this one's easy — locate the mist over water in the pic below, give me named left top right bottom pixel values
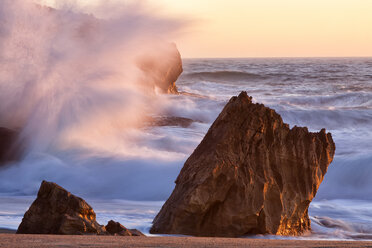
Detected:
left=0, top=0, right=192, bottom=199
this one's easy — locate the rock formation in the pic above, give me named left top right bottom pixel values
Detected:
left=151, top=91, right=335, bottom=237
left=105, top=220, right=145, bottom=236
left=36, top=5, right=183, bottom=95
left=0, top=127, right=22, bottom=166
left=105, top=220, right=132, bottom=236
left=128, top=228, right=146, bottom=237
left=17, top=181, right=106, bottom=235
left=136, top=43, right=183, bottom=94
left=145, top=116, right=194, bottom=128
left=17, top=181, right=146, bottom=236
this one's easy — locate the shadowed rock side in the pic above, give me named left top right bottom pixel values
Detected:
left=17, top=181, right=106, bottom=235
left=151, top=91, right=336, bottom=237
left=0, top=127, right=22, bottom=166
left=137, top=43, right=183, bottom=94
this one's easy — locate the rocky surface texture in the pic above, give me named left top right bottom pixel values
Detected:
left=105, top=220, right=144, bottom=236
left=17, top=181, right=106, bottom=235
left=151, top=91, right=336, bottom=237
left=0, top=127, right=21, bottom=166
left=137, top=43, right=183, bottom=94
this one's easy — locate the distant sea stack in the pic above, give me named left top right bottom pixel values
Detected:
left=151, top=91, right=336, bottom=237
left=36, top=5, right=183, bottom=95
left=136, top=43, right=183, bottom=94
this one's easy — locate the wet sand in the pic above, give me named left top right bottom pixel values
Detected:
left=1, top=234, right=372, bottom=248
left=0, top=229, right=16, bottom=234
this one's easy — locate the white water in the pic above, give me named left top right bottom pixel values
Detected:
left=0, top=1, right=372, bottom=240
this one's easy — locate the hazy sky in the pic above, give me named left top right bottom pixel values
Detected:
left=42, top=0, right=372, bottom=58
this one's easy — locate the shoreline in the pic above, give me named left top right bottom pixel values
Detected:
left=1, top=234, right=372, bottom=248
left=0, top=228, right=16, bottom=234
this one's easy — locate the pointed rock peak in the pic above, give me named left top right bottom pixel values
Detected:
left=238, top=91, right=252, bottom=102
left=230, top=91, right=253, bottom=104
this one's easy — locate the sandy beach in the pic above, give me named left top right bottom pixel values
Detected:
left=0, top=234, right=371, bottom=248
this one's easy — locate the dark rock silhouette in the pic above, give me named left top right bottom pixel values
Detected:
left=151, top=91, right=335, bottom=237
left=35, top=4, right=182, bottom=95
left=17, top=181, right=106, bottom=235
left=105, top=220, right=132, bottom=236
left=137, top=43, right=183, bottom=94
left=105, top=220, right=145, bottom=236
left=0, top=127, right=22, bottom=166
left=145, top=116, right=194, bottom=128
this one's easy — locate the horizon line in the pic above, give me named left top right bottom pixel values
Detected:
left=181, top=56, right=372, bottom=60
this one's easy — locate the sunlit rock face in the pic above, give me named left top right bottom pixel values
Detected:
left=0, top=127, right=21, bottom=166
left=17, top=181, right=106, bottom=235
left=151, top=91, right=336, bottom=237
left=136, top=43, right=183, bottom=94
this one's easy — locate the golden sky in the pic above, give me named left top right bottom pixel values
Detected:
left=153, top=0, right=372, bottom=58
left=41, top=0, right=372, bottom=58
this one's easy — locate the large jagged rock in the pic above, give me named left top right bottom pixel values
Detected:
left=0, top=127, right=22, bottom=166
left=17, top=181, right=106, bottom=235
left=151, top=91, right=336, bottom=237
left=136, top=43, right=183, bottom=94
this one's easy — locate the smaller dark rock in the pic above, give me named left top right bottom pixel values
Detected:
left=128, top=229, right=145, bottom=237
left=105, top=220, right=145, bottom=236
left=105, top=220, right=132, bottom=236
left=17, top=181, right=145, bottom=237
left=17, top=181, right=106, bottom=235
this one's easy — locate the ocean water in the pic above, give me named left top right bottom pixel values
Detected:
left=1, top=58, right=372, bottom=240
